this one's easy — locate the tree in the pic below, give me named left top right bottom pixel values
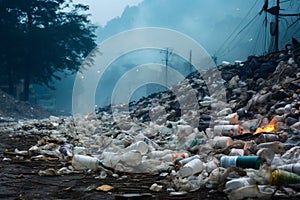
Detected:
left=0, top=0, right=97, bottom=101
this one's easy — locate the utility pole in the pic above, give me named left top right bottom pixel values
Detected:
left=162, top=48, right=172, bottom=87
left=189, top=49, right=192, bottom=74
left=275, top=0, right=280, bottom=52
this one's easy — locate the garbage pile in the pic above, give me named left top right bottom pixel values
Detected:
left=2, top=50, right=300, bottom=199
left=0, top=89, right=51, bottom=120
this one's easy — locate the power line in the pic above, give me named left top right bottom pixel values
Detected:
left=216, top=0, right=260, bottom=57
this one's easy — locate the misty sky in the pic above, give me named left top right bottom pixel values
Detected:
left=74, top=0, right=143, bottom=26
left=42, top=0, right=300, bottom=114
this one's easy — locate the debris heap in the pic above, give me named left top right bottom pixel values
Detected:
left=2, top=50, right=300, bottom=199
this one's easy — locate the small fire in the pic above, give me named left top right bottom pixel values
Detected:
left=254, top=123, right=277, bottom=134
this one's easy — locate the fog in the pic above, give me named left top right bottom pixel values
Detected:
left=35, top=0, right=300, bottom=115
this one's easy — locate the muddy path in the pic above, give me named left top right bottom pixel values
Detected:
left=0, top=133, right=225, bottom=200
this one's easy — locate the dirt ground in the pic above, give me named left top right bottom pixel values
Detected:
left=0, top=132, right=227, bottom=200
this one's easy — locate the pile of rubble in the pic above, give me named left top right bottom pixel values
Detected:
left=2, top=50, right=300, bottom=199
left=0, top=89, right=51, bottom=121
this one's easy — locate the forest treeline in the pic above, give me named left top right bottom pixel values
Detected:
left=0, top=0, right=97, bottom=101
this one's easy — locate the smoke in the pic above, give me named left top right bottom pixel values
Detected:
left=46, top=0, right=300, bottom=113
left=98, top=0, right=262, bottom=62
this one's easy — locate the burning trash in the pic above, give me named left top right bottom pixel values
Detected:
left=254, top=117, right=280, bottom=134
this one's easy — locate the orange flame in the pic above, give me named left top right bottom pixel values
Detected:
left=254, top=121, right=277, bottom=134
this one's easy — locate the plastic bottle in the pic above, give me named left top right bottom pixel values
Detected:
left=135, top=133, right=160, bottom=150
left=224, top=177, right=255, bottom=193
left=147, top=149, right=173, bottom=159
left=257, top=141, right=286, bottom=154
left=73, top=146, right=88, bottom=155
left=229, top=148, right=244, bottom=156
left=187, top=138, right=206, bottom=151
left=255, top=134, right=279, bottom=144
left=102, top=150, right=142, bottom=168
left=125, top=141, right=149, bottom=155
left=224, top=113, right=239, bottom=125
left=72, top=154, right=100, bottom=170
left=213, top=125, right=241, bottom=136
left=278, top=163, right=300, bottom=175
left=102, top=152, right=121, bottom=168
left=178, top=158, right=204, bottom=177
left=161, top=152, right=189, bottom=162
left=121, top=150, right=142, bottom=166
left=213, top=136, right=233, bottom=149
left=221, top=156, right=262, bottom=169
left=176, top=155, right=201, bottom=167
left=270, top=169, right=300, bottom=185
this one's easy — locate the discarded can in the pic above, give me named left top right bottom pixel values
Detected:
left=221, top=156, right=262, bottom=169
left=270, top=169, right=300, bottom=185
left=278, top=163, right=300, bottom=175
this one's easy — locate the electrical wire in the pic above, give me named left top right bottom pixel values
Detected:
left=216, top=0, right=260, bottom=57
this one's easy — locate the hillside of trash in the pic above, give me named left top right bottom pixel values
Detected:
left=0, top=89, right=51, bottom=121
left=1, top=48, right=300, bottom=200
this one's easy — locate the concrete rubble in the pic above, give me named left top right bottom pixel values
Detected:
left=1, top=49, right=300, bottom=199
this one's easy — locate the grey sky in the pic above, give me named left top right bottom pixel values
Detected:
left=74, top=0, right=143, bottom=26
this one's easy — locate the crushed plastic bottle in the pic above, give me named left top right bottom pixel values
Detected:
left=178, top=158, right=204, bottom=177
left=212, top=136, right=233, bottom=149
left=161, top=152, right=189, bottom=162
left=224, top=177, right=255, bottom=193
left=72, top=154, right=100, bottom=170
left=102, top=150, right=142, bottom=168
left=125, top=141, right=149, bottom=155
